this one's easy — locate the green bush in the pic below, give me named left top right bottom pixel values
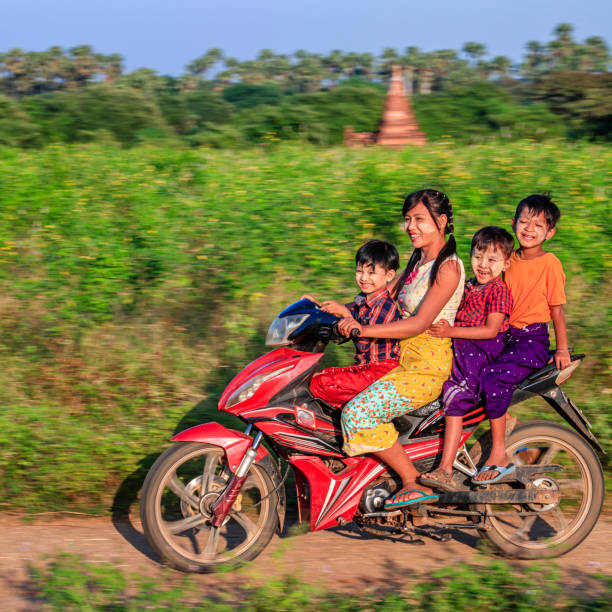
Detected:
left=529, top=72, right=612, bottom=141
left=237, top=84, right=384, bottom=145
left=0, top=94, right=42, bottom=147
left=157, top=89, right=234, bottom=136
left=222, top=82, right=284, bottom=108
left=413, top=82, right=566, bottom=142
left=21, top=85, right=167, bottom=145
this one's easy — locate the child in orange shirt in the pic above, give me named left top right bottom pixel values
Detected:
left=473, top=194, right=571, bottom=483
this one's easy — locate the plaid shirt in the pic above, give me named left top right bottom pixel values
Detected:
left=454, top=277, right=513, bottom=332
left=347, top=286, right=401, bottom=365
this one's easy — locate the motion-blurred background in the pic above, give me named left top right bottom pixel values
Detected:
left=0, top=1, right=609, bottom=523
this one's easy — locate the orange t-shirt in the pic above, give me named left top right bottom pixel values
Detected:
left=504, top=251, right=566, bottom=328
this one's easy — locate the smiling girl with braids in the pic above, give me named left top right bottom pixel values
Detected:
left=338, top=189, right=464, bottom=508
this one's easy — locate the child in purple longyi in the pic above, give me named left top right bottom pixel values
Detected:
left=420, top=226, right=514, bottom=491
left=472, top=194, right=570, bottom=483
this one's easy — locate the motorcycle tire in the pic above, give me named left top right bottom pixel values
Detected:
left=140, top=442, right=279, bottom=572
left=474, top=421, right=604, bottom=559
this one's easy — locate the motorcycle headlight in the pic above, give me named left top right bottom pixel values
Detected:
left=265, top=314, right=309, bottom=346
left=226, top=365, right=293, bottom=408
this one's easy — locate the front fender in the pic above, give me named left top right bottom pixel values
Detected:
left=172, top=422, right=268, bottom=471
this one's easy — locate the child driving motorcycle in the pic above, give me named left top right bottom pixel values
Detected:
left=306, top=240, right=401, bottom=408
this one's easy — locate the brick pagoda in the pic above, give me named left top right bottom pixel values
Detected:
left=376, top=65, right=426, bottom=147
left=344, top=65, right=426, bottom=148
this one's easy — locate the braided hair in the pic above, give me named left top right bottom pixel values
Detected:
left=393, top=189, right=457, bottom=296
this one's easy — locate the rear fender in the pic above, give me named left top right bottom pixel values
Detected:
left=540, top=388, right=605, bottom=454
left=172, top=422, right=269, bottom=471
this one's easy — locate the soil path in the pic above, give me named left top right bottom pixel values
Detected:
left=2, top=513, right=611, bottom=609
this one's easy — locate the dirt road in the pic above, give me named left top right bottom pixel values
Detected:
left=2, top=512, right=611, bottom=609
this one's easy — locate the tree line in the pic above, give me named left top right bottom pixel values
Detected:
left=0, top=23, right=610, bottom=147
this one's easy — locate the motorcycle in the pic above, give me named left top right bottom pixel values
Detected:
left=140, top=298, right=605, bottom=572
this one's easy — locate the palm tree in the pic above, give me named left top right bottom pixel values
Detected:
left=119, top=68, right=165, bottom=93
left=177, top=74, right=203, bottom=92
left=270, top=54, right=291, bottom=86
left=400, top=47, right=424, bottom=93
left=66, top=45, right=99, bottom=87
left=521, top=40, right=547, bottom=78
left=342, top=51, right=363, bottom=79
left=99, top=53, right=124, bottom=83
left=322, top=49, right=344, bottom=84
left=41, top=46, right=67, bottom=91
left=356, top=52, right=374, bottom=81
left=378, top=47, right=399, bottom=83
left=257, top=49, right=281, bottom=81
left=548, top=23, right=576, bottom=70
left=426, top=49, right=464, bottom=88
left=186, top=48, right=223, bottom=79
left=1, top=48, right=27, bottom=96
left=462, top=42, right=486, bottom=64
left=582, top=36, right=610, bottom=72
left=218, top=57, right=242, bottom=84
left=553, top=23, right=574, bottom=44
left=291, top=50, right=324, bottom=92
left=490, top=55, right=512, bottom=79
left=475, top=59, right=492, bottom=80
left=239, top=59, right=266, bottom=84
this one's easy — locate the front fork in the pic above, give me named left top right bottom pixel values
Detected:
left=210, top=426, right=262, bottom=527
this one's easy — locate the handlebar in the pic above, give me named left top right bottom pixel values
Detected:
left=329, top=321, right=361, bottom=344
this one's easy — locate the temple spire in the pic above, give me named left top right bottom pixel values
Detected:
left=376, top=66, right=426, bottom=147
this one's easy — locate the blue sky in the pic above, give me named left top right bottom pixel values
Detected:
left=3, top=0, right=610, bottom=75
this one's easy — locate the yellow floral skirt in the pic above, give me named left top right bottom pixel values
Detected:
left=341, top=332, right=453, bottom=456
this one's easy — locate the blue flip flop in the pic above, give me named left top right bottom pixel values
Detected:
left=472, top=463, right=516, bottom=484
left=472, top=464, right=493, bottom=483
left=485, top=463, right=516, bottom=484
left=384, top=489, right=439, bottom=509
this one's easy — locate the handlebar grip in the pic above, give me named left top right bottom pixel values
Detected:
left=350, top=328, right=361, bottom=340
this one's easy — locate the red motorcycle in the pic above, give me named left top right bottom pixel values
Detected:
left=140, top=298, right=604, bottom=571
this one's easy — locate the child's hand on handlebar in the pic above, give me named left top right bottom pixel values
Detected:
left=300, top=294, right=321, bottom=306
left=338, top=317, right=363, bottom=337
left=320, top=300, right=351, bottom=318
left=428, top=319, right=452, bottom=338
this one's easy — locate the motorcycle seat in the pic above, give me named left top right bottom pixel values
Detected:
left=392, top=398, right=442, bottom=433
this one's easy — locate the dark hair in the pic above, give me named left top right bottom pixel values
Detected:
left=514, top=193, right=561, bottom=229
left=355, top=240, right=399, bottom=271
left=394, top=189, right=457, bottom=294
left=471, top=226, right=515, bottom=259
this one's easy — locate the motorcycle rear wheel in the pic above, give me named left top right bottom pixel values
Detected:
left=475, top=421, right=604, bottom=559
left=140, top=442, right=279, bottom=572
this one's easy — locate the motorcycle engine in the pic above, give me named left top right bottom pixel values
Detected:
left=360, top=479, right=393, bottom=513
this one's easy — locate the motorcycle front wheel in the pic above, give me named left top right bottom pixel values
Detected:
left=476, top=421, right=604, bottom=559
left=140, top=442, right=279, bottom=572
